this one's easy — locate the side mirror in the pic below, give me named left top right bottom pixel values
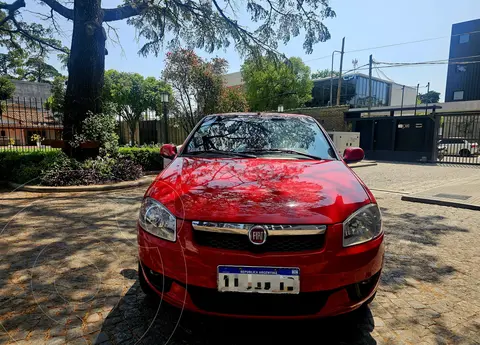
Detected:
left=343, top=147, right=364, bottom=164
left=160, top=144, right=177, bottom=160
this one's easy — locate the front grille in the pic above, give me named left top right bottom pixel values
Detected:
left=193, top=231, right=325, bottom=253
left=187, top=285, right=332, bottom=316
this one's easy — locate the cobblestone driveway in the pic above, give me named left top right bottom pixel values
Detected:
left=0, top=163, right=479, bottom=345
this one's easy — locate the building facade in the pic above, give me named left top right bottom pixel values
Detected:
left=308, top=73, right=417, bottom=108
left=445, top=19, right=480, bottom=102
left=223, top=71, right=417, bottom=109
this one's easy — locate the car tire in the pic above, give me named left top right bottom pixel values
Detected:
left=459, top=149, right=470, bottom=157
left=138, top=262, right=157, bottom=298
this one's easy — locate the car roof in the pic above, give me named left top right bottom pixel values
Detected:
left=209, top=112, right=312, bottom=119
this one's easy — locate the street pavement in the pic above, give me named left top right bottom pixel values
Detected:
left=0, top=162, right=479, bottom=345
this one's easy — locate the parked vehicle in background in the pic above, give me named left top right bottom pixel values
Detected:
left=438, top=138, right=479, bottom=157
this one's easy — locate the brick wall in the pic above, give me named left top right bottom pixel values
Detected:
left=287, top=106, right=351, bottom=131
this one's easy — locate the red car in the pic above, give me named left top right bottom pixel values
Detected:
left=137, top=113, right=384, bottom=319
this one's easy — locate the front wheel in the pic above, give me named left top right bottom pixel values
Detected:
left=459, top=149, right=470, bottom=157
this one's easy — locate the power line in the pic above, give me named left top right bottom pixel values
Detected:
left=305, top=30, right=480, bottom=64
left=375, top=54, right=480, bottom=66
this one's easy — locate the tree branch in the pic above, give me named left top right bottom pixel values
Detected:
left=211, top=0, right=280, bottom=55
left=0, top=0, right=25, bottom=12
left=0, top=0, right=25, bottom=27
left=103, top=1, right=150, bottom=22
left=40, top=0, right=73, bottom=20
left=0, top=18, right=69, bottom=53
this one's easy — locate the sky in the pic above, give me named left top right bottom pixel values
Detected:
left=22, top=0, right=480, bottom=102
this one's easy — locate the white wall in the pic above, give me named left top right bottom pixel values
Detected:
left=223, top=72, right=244, bottom=87
left=390, top=84, right=417, bottom=107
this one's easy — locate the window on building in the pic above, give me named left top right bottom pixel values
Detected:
left=0, top=130, right=5, bottom=137
left=459, top=34, right=469, bottom=44
left=456, top=65, right=467, bottom=72
left=453, top=90, right=464, bottom=101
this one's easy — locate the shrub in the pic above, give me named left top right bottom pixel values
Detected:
left=70, top=112, right=119, bottom=154
left=112, top=158, right=143, bottom=181
left=0, top=150, right=144, bottom=186
left=118, top=146, right=163, bottom=171
left=0, top=150, right=63, bottom=182
left=40, top=155, right=143, bottom=186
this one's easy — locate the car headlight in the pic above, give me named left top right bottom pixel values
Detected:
left=343, top=204, right=382, bottom=247
left=138, top=197, right=176, bottom=242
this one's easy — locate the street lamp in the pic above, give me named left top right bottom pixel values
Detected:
left=277, top=104, right=284, bottom=113
left=160, top=92, right=169, bottom=143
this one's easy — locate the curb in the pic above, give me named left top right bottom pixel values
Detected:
left=348, top=162, right=378, bottom=169
left=401, top=195, right=480, bottom=211
left=8, top=175, right=155, bottom=193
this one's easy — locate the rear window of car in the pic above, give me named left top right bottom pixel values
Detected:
left=440, top=139, right=464, bottom=144
left=183, top=115, right=337, bottom=159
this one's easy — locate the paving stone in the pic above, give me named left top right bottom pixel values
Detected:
left=46, top=337, right=67, bottom=345
left=86, top=313, right=102, bottom=323
left=94, top=332, right=110, bottom=344
left=1, top=164, right=480, bottom=345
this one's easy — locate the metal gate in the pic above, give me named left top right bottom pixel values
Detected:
left=350, top=115, right=436, bottom=162
left=435, top=112, right=480, bottom=165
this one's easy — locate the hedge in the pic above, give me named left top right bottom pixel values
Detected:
left=0, top=150, right=62, bottom=183
left=0, top=147, right=163, bottom=185
left=118, top=147, right=163, bottom=172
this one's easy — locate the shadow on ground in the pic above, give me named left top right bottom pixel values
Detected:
left=95, top=277, right=376, bottom=345
left=1, top=188, right=478, bottom=344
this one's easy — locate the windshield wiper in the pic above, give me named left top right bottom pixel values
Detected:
left=183, top=150, right=257, bottom=158
left=240, top=149, right=322, bottom=160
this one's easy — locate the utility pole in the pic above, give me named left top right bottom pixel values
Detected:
left=400, top=85, right=405, bottom=116
left=425, top=82, right=430, bottom=115
left=414, top=83, right=419, bottom=116
left=329, top=50, right=341, bottom=106
left=368, top=54, right=373, bottom=115
left=336, top=37, right=346, bottom=106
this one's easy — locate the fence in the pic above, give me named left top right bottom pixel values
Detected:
left=117, top=110, right=188, bottom=146
left=435, top=112, right=480, bottom=165
left=0, top=98, right=188, bottom=151
left=0, top=98, right=62, bottom=151
left=349, top=115, right=436, bottom=162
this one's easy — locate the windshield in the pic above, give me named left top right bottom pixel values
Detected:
left=183, top=115, right=337, bottom=159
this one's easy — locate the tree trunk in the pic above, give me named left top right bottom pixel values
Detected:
left=129, top=121, right=137, bottom=145
left=63, top=0, right=106, bottom=158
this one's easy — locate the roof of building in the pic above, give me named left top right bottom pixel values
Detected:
left=313, top=72, right=416, bottom=90
left=0, top=103, right=61, bottom=128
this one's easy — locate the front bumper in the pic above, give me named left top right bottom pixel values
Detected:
left=138, top=222, right=384, bottom=319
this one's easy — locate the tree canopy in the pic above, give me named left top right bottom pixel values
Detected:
left=418, top=90, right=440, bottom=104
left=0, top=75, right=15, bottom=100
left=241, top=56, right=313, bottom=111
left=45, top=75, right=67, bottom=119
left=163, top=48, right=248, bottom=132
left=217, top=86, right=249, bottom=114
left=1, top=0, right=336, bottom=157
left=311, top=68, right=339, bottom=79
left=103, top=70, right=171, bottom=144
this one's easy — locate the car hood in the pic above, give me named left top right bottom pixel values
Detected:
left=147, top=157, right=371, bottom=224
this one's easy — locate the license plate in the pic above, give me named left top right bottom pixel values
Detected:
left=217, top=266, right=300, bottom=294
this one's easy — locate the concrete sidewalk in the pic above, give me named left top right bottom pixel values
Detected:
left=348, top=160, right=377, bottom=169
left=402, top=177, right=480, bottom=210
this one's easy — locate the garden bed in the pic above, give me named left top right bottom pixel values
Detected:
left=8, top=175, right=155, bottom=192
left=0, top=147, right=163, bottom=187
